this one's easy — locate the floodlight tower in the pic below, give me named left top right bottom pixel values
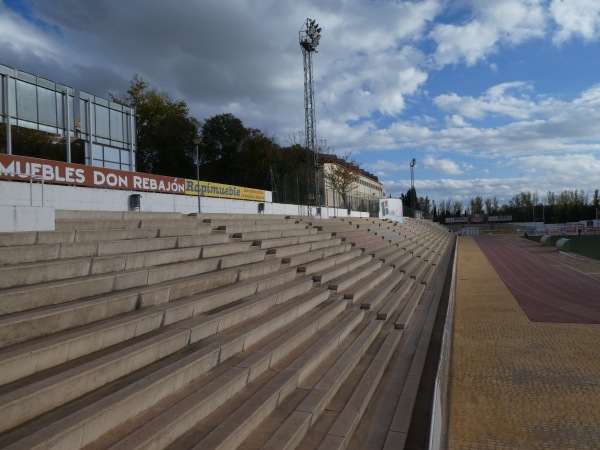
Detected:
left=410, top=158, right=416, bottom=216
left=299, top=18, right=322, bottom=213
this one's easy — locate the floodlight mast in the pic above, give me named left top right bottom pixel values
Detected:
left=300, top=18, right=321, bottom=214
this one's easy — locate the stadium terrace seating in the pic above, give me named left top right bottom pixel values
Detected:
left=0, top=211, right=454, bottom=450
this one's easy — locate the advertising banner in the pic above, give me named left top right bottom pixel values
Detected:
left=1, top=154, right=270, bottom=201
left=487, top=215, right=513, bottom=222
left=445, top=217, right=468, bottom=223
left=379, top=198, right=403, bottom=223
left=0, top=154, right=184, bottom=193
left=184, top=179, right=267, bottom=202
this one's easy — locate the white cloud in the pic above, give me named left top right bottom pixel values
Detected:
left=551, top=0, right=600, bottom=44
left=434, top=82, right=541, bottom=120
left=0, top=3, right=63, bottom=61
left=445, top=114, right=469, bottom=127
left=423, top=156, right=463, bottom=175
left=429, top=0, right=547, bottom=67
left=509, top=153, right=600, bottom=185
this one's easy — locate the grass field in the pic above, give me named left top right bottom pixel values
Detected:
left=526, top=235, right=600, bottom=261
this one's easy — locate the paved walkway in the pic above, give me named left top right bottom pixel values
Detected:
left=448, top=236, right=600, bottom=450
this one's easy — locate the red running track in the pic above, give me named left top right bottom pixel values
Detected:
left=473, top=235, right=600, bottom=324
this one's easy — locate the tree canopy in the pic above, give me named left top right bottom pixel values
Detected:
left=110, top=75, right=199, bottom=177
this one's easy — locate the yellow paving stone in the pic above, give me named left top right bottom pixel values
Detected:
left=448, top=237, right=600, bottom=450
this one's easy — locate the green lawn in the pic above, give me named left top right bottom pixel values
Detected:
left=526, top=235, right=600, bottom=261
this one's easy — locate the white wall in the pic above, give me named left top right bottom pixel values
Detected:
left=0, top=180, right=369, bottom=230
left=0, top=205, right=55, bottom=232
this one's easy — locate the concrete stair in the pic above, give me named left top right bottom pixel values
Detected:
left=0, top=211, right=455, bottom=450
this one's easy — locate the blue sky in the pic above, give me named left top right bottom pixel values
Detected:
left=2, top=0, right=600, bottom=208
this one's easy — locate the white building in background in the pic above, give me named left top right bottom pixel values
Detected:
left=320, top=155, right=385, bottom=216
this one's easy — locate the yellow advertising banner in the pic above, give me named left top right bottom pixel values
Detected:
left=185, top=179, right=266, bottom=201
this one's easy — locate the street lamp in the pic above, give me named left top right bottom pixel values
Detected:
left=193, top=137, right=202, bottom=213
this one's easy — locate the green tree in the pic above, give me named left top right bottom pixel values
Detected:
left=111, top=75, right=199, bottom=177
left=199, top=113, right=250, bottom=184
left=452, top=200, right=463, bottom=217
left=470, top=196, right=484, bottom=215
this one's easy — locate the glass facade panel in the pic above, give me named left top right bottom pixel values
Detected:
left=110, top=109, right=123, bottom=142
left=92, top=143, right=104, bottom=159
left=37, top=86, right=57, bottom=127
left=104, top=160, right=121, bottom=169
left=16, top=80, right=37, bottom=121
left=8, top=78, right=16, bottom=119
left=0, top=76, right=4, bottom=117
left=104, top=145, right=120, bottom=163
left=56, top=92, right=65, bottom=129
left=94, top=104, right=110, bottom=138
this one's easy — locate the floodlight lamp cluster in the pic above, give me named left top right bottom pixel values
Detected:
left=300, top=18, right=322, bottom=52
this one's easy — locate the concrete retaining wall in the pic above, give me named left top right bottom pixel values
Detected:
left=429, top=235, right=458, bottom=450
left=0, top=206, right=55, bottom=232
left=0, top=181, right=368, bottom=231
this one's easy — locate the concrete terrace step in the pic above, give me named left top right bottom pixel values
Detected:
left=356, top=236, right=390, bottom=251
left=200, top=215, right=298, bottom=224
left=375, top=229, right=405, bottom=242
left=342, top=264, right=395, bottom=304
left=2, top=292, right=347, bottom=449
left=0, top=254, right=279, bottom=347
left=370, top=242, right=402, bottom=261
left=157, top=265, right=294, bottom=326
left=360, top=271, right=406, bottom=311
left=297, top=248, right=363, bottom=276
left=55, top=216, right=201, bottom=231
left=256, top=235, right=305, bottom=249
left=99, top=290, right=343, bottom=450
left=394, top=283, right=427, bottom=329
left=285, top=243, right=352, bottom=267
left=0, top=272, right=318, bottom=433
left=187, top=307, right=366, bottom=450
left=377, top=278, right=416, bottom=321
left=0, top=234, right=264, bottom=297
left=0, top=232, right=225, bottom=266
left=328, top=257, right=384, bottom=292
left=0, top=268, right=303, bottom=385
left=234, top=227, right=330, bottom=244
left=0, top=254, right=237, bottom=318
left=0, top=211, right=455, bottom=450
left=384, top=283, right=441, bottom=449
left=317, top=326, right=405, bottom=449
left=74, top=225, right=212, bottom=243
left=387, top=250, right=415, bottom=270
left=0, top=243, right=219, bottom=290
left=0, top=309, right=164, bottom=386
left=213, top=222, right=311, bottom=234
left=55, top=210, right=187, bottom=221
left=261, top=319, right=382, bottom=450
left=313, top=253, right=374, bottom=284
left=270, top=238, right=342, bottom=260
